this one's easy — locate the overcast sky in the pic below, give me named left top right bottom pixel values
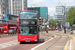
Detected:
left=28, top=0, right=75, bottom=16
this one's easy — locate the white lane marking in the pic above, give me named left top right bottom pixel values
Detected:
left=31, top=38, right=53, bottom=50
left=70, top=39, right=72, bottom=50
left=0, top=40, right=19, bottom=49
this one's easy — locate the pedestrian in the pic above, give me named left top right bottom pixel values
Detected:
left=46, top=28, right=48, bottom=33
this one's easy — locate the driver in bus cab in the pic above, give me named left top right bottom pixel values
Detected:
left=29, top=27, right=35, bottom=34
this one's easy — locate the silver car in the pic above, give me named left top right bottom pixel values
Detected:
left=8, top=29, right=16, bottom=34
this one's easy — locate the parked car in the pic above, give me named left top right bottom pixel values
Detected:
left=52, top=27, right=55, bottom=30
left=8, top=29, right=16, bottom=34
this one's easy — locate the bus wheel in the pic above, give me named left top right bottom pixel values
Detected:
left=37, top=39, right=39, bottom=43
left=20, top=42, right=23, bottom=44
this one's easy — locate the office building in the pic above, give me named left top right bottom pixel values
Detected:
left=0, top=0, right=9, bottom=14
left=9, top=0, right=27, bottom=15
left=55, top=5, right=65, bottom=23
left=56, top=6, right=65, bottom=14
left=55, top=5, right=72, bottom=24
left=28, top=7, right=48, bottom=19
left=55, top=13, right=65, bottom=23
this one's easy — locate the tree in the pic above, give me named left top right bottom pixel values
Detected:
left=66, top=7, right=75, bottom=26
left=49, top=19, right=58, bottom=27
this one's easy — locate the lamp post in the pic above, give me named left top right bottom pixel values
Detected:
left=62, top=6, right=66, bottom=33
left=58, top=0, right=66, bottom=33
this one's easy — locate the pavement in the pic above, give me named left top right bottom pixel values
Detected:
left=0, top=34, right=17, bottom=38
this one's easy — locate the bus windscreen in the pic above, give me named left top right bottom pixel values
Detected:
left=19, top=26, right=37, bottom=35
left=20, top=11, right=37, bottom=19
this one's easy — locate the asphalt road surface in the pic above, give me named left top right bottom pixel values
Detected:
left=34, top=34, right=72, bottom=50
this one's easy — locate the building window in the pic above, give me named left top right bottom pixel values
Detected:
left=1, top=0, right=2, bottom=2
left=13, top=0, right=17, bottom=1
left=9, top=0, right=11, bottom=1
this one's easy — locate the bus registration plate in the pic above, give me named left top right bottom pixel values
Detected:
left=25, top=40, right=30, bottom=42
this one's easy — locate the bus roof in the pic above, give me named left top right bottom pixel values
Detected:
left=20, top=10, right=38, bottom=13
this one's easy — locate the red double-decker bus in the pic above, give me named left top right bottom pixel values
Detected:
left=0, top=14, right=18, bottom=34
left=18, top=10, right=39, bottom=43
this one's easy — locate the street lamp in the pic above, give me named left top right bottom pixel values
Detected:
left=58, top=0, right=66, bottom=33
left=62, top=6, right=66, bottom=33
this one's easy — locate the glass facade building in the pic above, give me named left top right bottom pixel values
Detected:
left=9, top=0, right=27, bottom=15
left=56, top=6, right=65, bottom=14
left=27, top=7, right=48, bottom=19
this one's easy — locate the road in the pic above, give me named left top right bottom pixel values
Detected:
left=0, top=31, right=74, bottom=50
left=34, top=34, right=72, bottom=50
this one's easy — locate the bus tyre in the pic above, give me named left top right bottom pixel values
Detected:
left=38, top=39, right=39, bottom=42
left=20, top=42, right=22, bottom=44
left=38, top=35, right=39, bottom=42
left=20, top=42, right=23, bottom=44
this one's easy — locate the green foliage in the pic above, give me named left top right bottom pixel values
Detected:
left=66, top=7, right=75, bottom=26
left=49, top=19, right=58, bottom=26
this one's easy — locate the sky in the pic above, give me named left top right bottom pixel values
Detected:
left=28, top=0, right=75, bottom=16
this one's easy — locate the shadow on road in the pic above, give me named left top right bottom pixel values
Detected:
left=20, top=39, right=44, bottom=44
